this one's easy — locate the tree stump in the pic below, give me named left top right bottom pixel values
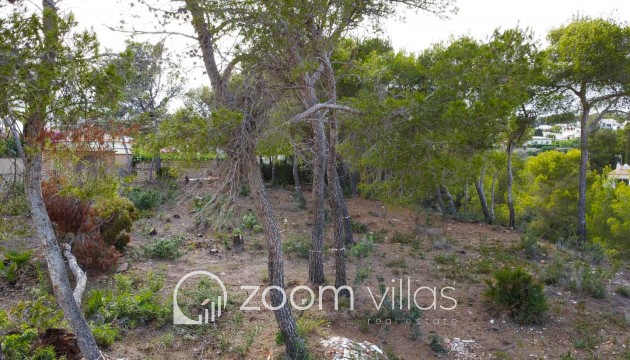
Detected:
left=233, top=234, right=244, bottom=252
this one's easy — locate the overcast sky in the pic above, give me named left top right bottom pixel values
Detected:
left=57, top=0, right=629, bottom=89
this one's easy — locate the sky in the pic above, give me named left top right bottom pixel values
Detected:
left=55, top=0, right=630, bottom=89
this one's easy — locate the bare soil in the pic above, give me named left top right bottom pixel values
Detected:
left=1, top=180, right=629, bottom=360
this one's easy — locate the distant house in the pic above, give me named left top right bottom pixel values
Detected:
left=526, top=136, right=553, bottom=147
left=609, top=162, right=630, bottom=183
left=599, top=118, right=627, bottom=131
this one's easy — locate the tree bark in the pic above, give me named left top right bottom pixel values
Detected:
left=321, top=54, right=353, bottom=246
left=185, top=1, right=307, bottom=357
left=309, top=113, right=326, bottom=284
left=490, top=169, right=499, bottom=221
left=441, top=185, right=456, bottom=215
left=291, top=151, right=306, bottom=208
left=507, top=140, right=516, bottom=230
left=270, top=156, right=277, bottom=184
left=577, top=106, right=590, bottom=244
left=245, top=156, right=308, bottom=359
left=435, top=185, right=445, bottom=214
left=475, top=166, right=492, bottom=224
left=20, top=2, right=102, bottom=359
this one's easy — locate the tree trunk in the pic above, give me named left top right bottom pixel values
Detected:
left=490, top=170, right=499, bottom=221
left=441, top=185, right=456, bottom=215
left=321, top=53, right=353, bottom=246
left=291, top=151, right=306, bottom=208
left=185, top=1, right=307, bottom=357
left=121, top=136, right=133, bottom=175
left=435, top=185, right=445, bottom=214
left=245, top=156, right=308, bottom=359
left=154, top=153, right=162, bottom=178
left=309, top=113, right=326, bottom=284
left=577, top=107, right=590, bottom=244
left=20, top=2, right=102, bottom=359
left=475, top=167, right=492, bottom=224
left=23, top=144, right=102, bottom=360
left=270, top=156, right=277, bottom=184
left=506, top=141, right=516, bottom=230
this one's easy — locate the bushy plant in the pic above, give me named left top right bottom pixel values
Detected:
left=350, top=220, right=369, bottom=234
left=90, top=323, right=119, bottom=347
left=0, top=250, right=32, bottom=285
left=84, top=273, right=169, bottom=329
left=283, top=233, right=310, bottom=259
left=43, top=177, right=138, bottom=271
left=484, top=267, right=547, bottom=324
left=125, top=187, right=162, bottom=211
left=241, top=212, right=260, bottom=230
left=349, top=234, right=374, bottom=258
left=142, top=236, right=185, bottom=259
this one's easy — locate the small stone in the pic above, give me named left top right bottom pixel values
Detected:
left=149, top=228, right=157, bottom=236
left=116, top=262, right=129, bottom=273
left=490, top=319, right=495, bottom=324
left=198, top=233, right=203, bottom=238
left=210, top=248, right=219, bottom=254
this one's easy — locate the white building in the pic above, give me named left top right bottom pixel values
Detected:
left=526, top=136, right=553, bottom=147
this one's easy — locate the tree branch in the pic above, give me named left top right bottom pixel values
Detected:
left=61, top=243, right=87, bottom=306
left=289, top=102, right=360, bottom=124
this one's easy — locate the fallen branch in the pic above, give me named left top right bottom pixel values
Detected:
left=288, top=102, right=361, bottom=124
left=61, top=243, right=87, bottom=306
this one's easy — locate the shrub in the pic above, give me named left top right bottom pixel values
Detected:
left=354, top=267, right=370, bottom=284
left=518, top=233, right=543, bottom=259
left=90, top=323, right=119, bottom=347
left=616, top=285, right=630, bottom=298
left=569, top=262, right=608, bottom=299
left=43, top=179, right=138, bottom=272
left=391, top=231, right=416, bottom=245
left=84, top=274, right=168, bottom=329
left=434, top=254, right=457, bottom=265
left=349, top=235, right=374, bottom=258
left=283, top=233, right=310, bottom=259
left=142, top=236, right=185, bottom=259
left=0, top=250, right=32, bottom=285
left=241, top=213, right=263, bottom=233
left=429, top=334, right=448, bottom=354
left=125, top=187, right=162, bottom=211
left=350, top=220, right=369, bottom=234
left=484, top=267, right=547, bottom=324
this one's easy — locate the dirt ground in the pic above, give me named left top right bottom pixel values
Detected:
left=1, top=179, right=629, bottom=360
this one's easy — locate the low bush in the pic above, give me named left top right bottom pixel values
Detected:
left=142, top=236, right=185, bottom=259
left=0, top=250, right=32, bottom=285
left=350, top=220, right=369, bottom=234
left=84, top=273, right=169, bottom=329
left=616, top=285, right=630, bottom=298
left=349, top=235, right=374, bottom=258
left=391, top=231, right=417, bottom=245
left=241, top=213, right=262, bottom=233
left=283, top=233, right=310, bottom=259
left=43, top=178, right=138, bottom=272
left=484, top=267, right=547, bottom=325
left=125, top=187, right=162, bottom=211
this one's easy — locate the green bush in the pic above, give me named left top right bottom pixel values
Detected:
left=350, top=220, right=369, bottom=234
left=85, top=273, right=168, bottom=329
left=616, top=285, right=630, bottom=298
left=90, top=323, right=119, bottom=347
left=569, top=262, right=608, bottom=299
left=349, top=235, right=374, bottom=258
left=283, top=233, right=310, bottom=259
left=142, top=236, right=185, bottom=259
left=125, top=188, right=162, bottom=211
left=0, top=250, right=32, bottom=285
left=240, top=213, right=263, bottom=233
left=484, top=267, right=547, bottom=324
left=391, top=231, right=417, bottom=245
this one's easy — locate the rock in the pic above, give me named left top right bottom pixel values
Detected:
left=173, top=214, right=181, bottom=219
left=149, top=228, right=157, bottom=236
left=116, top=262, right=129, bottom=273
left=210, top=248, right=219, bottom=254
left=320, top=336, right=386, bottom=359
left=198, top=233, right=203, bottom=238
